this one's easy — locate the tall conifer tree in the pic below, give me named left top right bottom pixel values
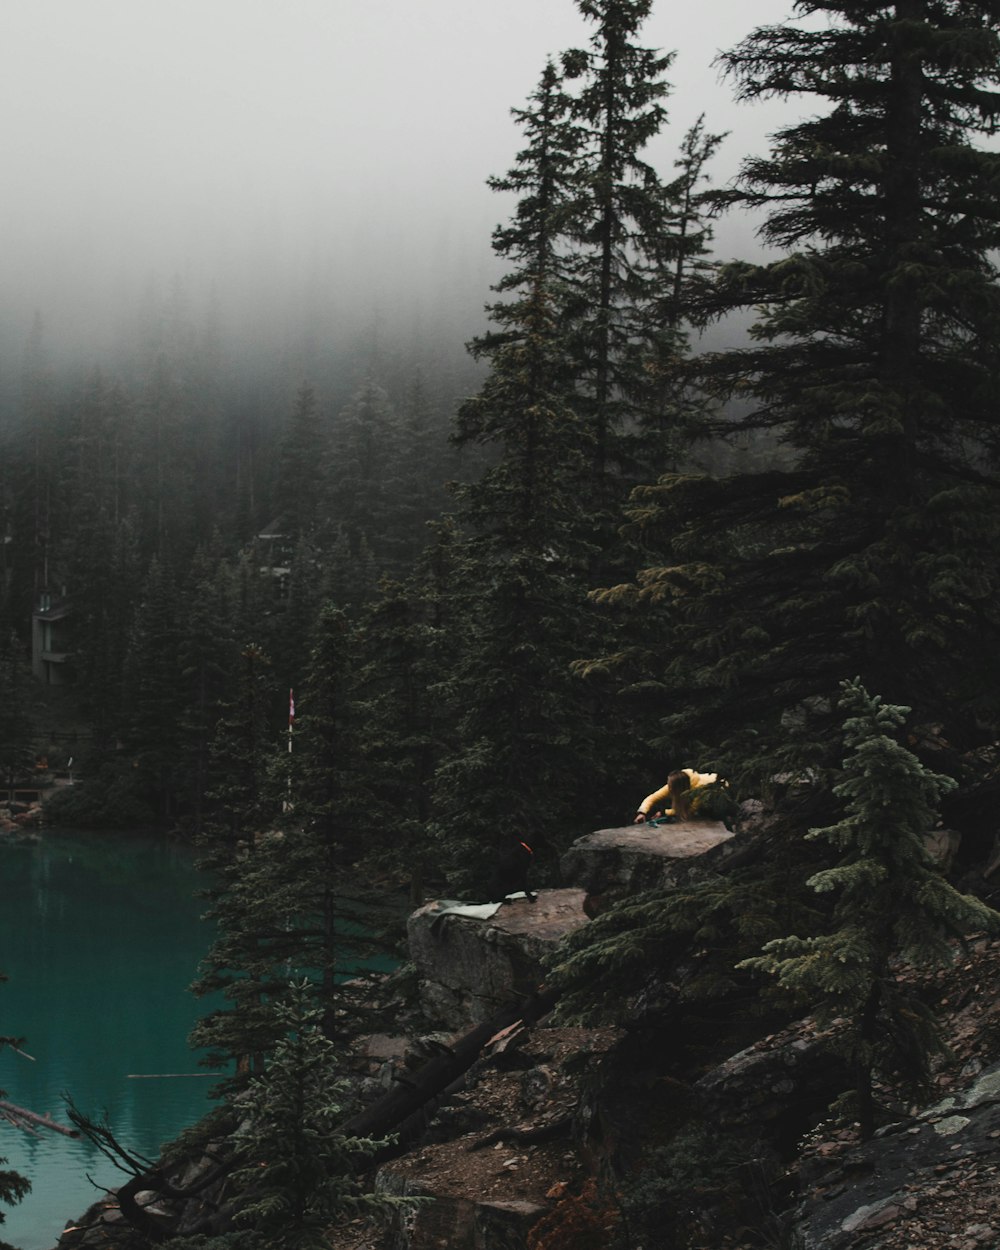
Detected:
left=561, top=0, right=697, bottom=528
left=437, top=60, right=605, bottom=886
left=606, top=0, right=1000, bottom=784
left=329, top=377, right=403, bottom=568
left=284, top=604, right=374, bottom=1034
left=176, top=540, right=239, bottom=835
left=357, top=579, right=450, bottom=903
left=0, top=630, right=33, bottom=788
left=741, top=681, right=1000, bottom=1136
left=190, top=643, right=285, bottom=1076
left=123, top=554, right=182, bottom=824
left=274, top=383, right=330, bottom=542
left=228, top=983, right=402, bottom=1247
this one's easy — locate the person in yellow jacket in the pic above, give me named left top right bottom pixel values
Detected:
left=634, top=768, right=718, bottom=823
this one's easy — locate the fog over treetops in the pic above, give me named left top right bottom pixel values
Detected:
left=1, top=0, right=794, bottom=381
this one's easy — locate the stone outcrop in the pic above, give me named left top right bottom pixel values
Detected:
left=407, top=890, right=588, bottom=1031
left=559, top=820, right=738, bottom=896
left=694, top=1029, right=852, bottom=1133
left=407, top=822, right=747, bottom=1031
left=377, top=1175, right=548, bottom=1250
left=56, top=814, right=1000, bottom=1250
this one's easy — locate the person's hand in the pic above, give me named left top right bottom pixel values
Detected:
left=634, top=811, right=646, bottom=823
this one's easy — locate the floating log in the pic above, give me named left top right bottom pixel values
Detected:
left=0, top=1099, right=80, bottom=1137
left=127, top=1072, right=221, bottom=1079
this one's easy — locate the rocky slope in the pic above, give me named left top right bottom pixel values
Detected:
left=51, top=820, right=1000, bottom=1250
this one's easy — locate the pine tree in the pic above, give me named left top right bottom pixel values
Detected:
left=57, top=375, right=141, bottom=742
left=0, top=1009, right=31, bottom=1250
left=436, top=58, right=611, bottom=888
left=227, top=982, right=405, bottom=1249
left=7, top=312, right=58, bottom=627
left=356, top=576, right=452, bottom=904
left=328, top=377, right=403, bottom=568
left=190, top=642, right=286, bottom=1076
left=664, top=115, right=726, bottom=328
left=604, top=0, right=1000, bottom=787
left=283, top=604, right=375, bottom=1035
left=0, top=629, right=33, bottom=787
left=393, top=371, right=452, bottom=570
left=561, top=0, right=698, bottom=522
left=322, top=525, right=379, bottom=617
left=122, top=554, right=183, bottom=824
left=176, top=539, right=239, bottom=836
left=135, top=354, right=197, bottom=564
left=740, top=680, right=1000, bottom=1137
left=637, top=112, right=727, bottom=467
left=269, top=531, right=322, bottom=695
left=190, top=608, right=385, bottom=1078
left=273, top=383, right=330, bottom=543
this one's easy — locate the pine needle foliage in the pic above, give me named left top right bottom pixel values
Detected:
left=355, top=575, right=454, bottom=903
left=0, top=629, right=34, bottom=785
left=593, top=0, right=1000, bottom=793
left=227, top=982, right=410, bottom=1250
left=273, top=384, right=330, bottom=545
left=549, top=847, right=827, bottom=1027
left=190, top=608, right=390, bottom=1079
left=0, top=1016, right=31, bottom=1248
left=437, top=54, right=614, bottom=888
left=437, top=4, right=725, bottom=884
left=190, top=642, right=293, bottom=1081
left=561, top=0, right=696, bottom=500
left=740, top=679, right=1000, bottom=1136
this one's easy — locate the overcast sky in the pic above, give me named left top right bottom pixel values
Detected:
left=1, top=0, right=799, bottom=364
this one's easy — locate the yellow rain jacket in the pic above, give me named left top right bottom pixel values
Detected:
left=636, top=769, right=718, bottom=819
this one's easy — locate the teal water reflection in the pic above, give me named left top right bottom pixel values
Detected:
left=0, top=831, right=220, bottom=1250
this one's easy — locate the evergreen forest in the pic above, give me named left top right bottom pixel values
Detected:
left=4, top=1, right=1000, bottom=1246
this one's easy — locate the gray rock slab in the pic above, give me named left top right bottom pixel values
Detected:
left=560, top=821, right=735, bottom=893
left=792, top=1058, right=1000, bottom=1250
left=407, top=889, right=588, bottom=1030
left=377, top=1172, right=548, bottom=1250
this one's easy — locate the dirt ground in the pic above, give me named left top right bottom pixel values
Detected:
left=327, top=1024, right=621, bottom=1249
left=331, top=938, right=1000, bottom=1250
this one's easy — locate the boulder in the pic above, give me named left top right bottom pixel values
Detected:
left=559, top=821, right=738, bottom=896
left=694, top=1028, right=851, bottom=1134
left=407, top=890, right=589, bottom=1030
left=375, top=1174, right=548, bottom=1250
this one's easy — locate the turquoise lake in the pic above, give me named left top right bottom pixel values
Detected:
left=0, top=831, right=221, bottom=1250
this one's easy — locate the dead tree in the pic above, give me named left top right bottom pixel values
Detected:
left=340, top=985, right=560, bottom=1144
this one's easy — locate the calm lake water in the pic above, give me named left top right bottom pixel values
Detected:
left=0, top=831, right=220, bottom=1250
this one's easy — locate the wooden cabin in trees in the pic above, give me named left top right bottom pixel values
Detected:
left=32, top=592, right=74, bottom=686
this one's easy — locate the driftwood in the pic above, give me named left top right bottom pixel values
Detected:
left=63, top=987, right=561, bottom=1241
left=127, top=1072, right=220, bottom=1079
left=66, top=1100, right=237, bottom=1242
left=0, top=1099, right=80, bottom=1138
left=114, top=1158, right=238, bottom=1242
left=340, top=985, right=560, bottom=1144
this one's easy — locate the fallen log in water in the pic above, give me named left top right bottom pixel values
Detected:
left=127, top=1072, right=221, bottom=1079
left=0, top=1099, right=80, bottom=1137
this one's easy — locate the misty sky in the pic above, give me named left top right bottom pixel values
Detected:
left=2, top=0, right=800, bottom=364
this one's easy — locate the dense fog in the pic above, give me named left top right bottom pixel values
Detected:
left=1, top=0, right=796, bottom=382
